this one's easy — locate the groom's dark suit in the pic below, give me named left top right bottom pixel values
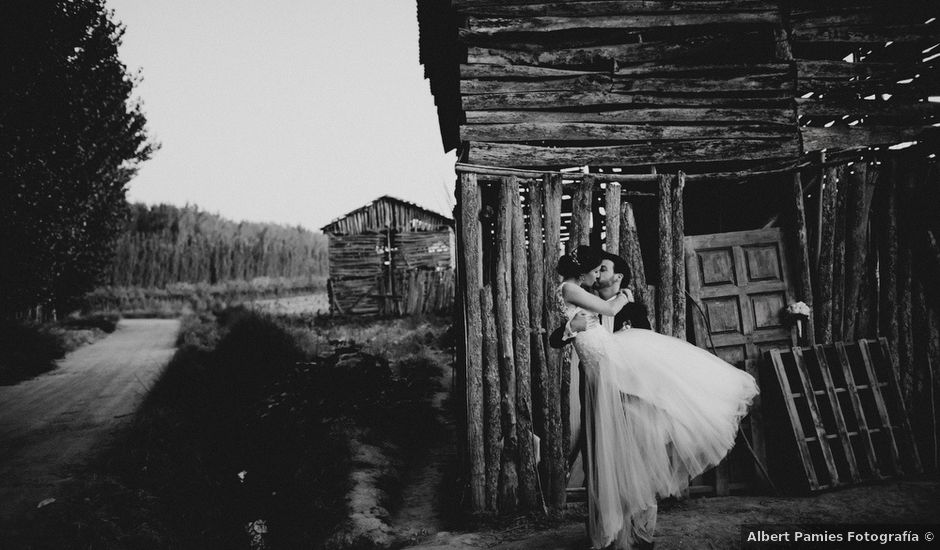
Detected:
left=548, top=301, right=651, bottom=349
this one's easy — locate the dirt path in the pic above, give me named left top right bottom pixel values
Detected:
left=0, top=318, right=180, bottom=521
left=390, top=350, right=458, bottom=543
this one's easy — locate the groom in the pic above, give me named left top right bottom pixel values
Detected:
left=549, top=251, right=656, bottom=550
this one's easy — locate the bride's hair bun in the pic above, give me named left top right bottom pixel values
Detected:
left=557, top=245, right=601, bottom=278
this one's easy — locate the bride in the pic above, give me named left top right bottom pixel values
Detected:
left=557, top=246, right=759, bottom=550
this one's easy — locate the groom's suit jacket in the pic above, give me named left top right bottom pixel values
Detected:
left=548, top=301, right=651, bottom=349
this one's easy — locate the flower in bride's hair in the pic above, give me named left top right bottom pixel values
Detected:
left=569, top=247, right=581, bottom=267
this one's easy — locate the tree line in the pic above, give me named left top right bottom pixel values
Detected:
left=108, top=203, right=328, bottom=288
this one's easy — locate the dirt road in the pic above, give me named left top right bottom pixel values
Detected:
left=0, top=318, right=179, bottom=520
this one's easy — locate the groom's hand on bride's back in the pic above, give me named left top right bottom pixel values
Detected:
left=549, top=312, right=591, bottom=349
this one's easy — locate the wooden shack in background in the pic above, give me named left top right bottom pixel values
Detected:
left=417, top=0, right=940, bottom=514
left=321, top=195, right=455, bottom=315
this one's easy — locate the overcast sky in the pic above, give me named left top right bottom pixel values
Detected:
left=108, top=0, right=457, bottom=231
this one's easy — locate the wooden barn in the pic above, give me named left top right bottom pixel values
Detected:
left=417, top=0, right=940, bottom=514
left=321, top=195, right=455, bottom=315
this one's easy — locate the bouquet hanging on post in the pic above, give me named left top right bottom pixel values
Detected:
left=786, top=301, right=811, bottom=341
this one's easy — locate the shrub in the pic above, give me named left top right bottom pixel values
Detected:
left=0, top=320, right=67, bottom=385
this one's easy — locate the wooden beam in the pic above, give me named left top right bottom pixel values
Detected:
left=510, top=177, right=540, bottom=509
left=460, top=73, right=793, bottom=95
left=790, top=24, right=938, bottom=44
left=671, top=172, right=686, bottom=340
left=620, top=202, right=653, bottom=325
left=455, top=1, right=778, bottom=17
left=460, top=122, right=792, bottom=142
left=801, top=126, right=928, bottom=153
left=462, top=89, right=791, bottom=110
left=494, top=180, right=519, bottom=513
left=569, top=175, right=595, bottom=250
left=605, top=181, right=621, bottom=253
left=466, top=33, right=764, bottom=67
left=542, top=174, right=566, bottom=510
left=459, top=173, right=486, bottom=511
left=527, top=179, right=548, bottom=453
left=464, top=12, right=780, bottom=35
left=843, top=163, right=877, bottom=340
left=455, top=161, right=660, bottom=182
left=467, top=138, right=801, bottom=168
left=816, top=164, right=842, bottom=344
left=791, top=172, right=816, bottom=345
left=797, top=99, right=940, bottom=121
left=657, top=174, right=674, bottom=335
left=481, top=286, right=502, bottom=511
left=466, top=107, right=796, bottom=126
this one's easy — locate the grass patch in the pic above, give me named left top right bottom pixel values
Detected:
left=81, top=276, right=327, bottom=318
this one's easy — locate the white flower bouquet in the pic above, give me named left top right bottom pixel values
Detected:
left=786, top=301, right=811, bottom=338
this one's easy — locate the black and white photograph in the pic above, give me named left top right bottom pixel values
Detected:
left=2, top=1, right=939, bottom=548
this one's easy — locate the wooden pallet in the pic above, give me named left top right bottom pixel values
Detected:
left=766, top=338, right=922, bottom=492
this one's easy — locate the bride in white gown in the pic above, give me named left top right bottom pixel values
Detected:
left=557, top=246, right=759, bottom=550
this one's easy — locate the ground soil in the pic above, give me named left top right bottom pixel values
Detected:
left=0, top=318, right=180, bottom=522
left=406, top=480, right=939, bottom=549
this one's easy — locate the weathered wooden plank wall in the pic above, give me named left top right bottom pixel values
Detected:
left=417, top=1, right=938, bottom=172
left=322, top=195, right=452, bottom=236
left=324, top=196, right=455, bottom=316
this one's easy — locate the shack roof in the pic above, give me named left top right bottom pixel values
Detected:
left=320, top=195, right=453, bottom=235
left=417, top=0, right=939, bottom=174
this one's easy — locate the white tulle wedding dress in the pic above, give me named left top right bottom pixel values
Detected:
left=560, top=283, right=759, bottom=549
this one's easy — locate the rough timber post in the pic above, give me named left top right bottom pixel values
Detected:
left=879, top=158, right=900, bottom=379
left=494, top=180, right=518, bottom=512
left=816, top=164, right=842, bottom=343
left=620, top=202, right=652, bottom=328
left=671, top=172, right=686, bottom=340
left=605, top=181, right=621, bottom=253
left=832, top=165, right=849, bottom=341
left=792, top=172, right=817, bottom=345
left=481, top=286, right=501, bottom=511
left=844, top=163, right=876, bottom=341
left=527, top=180, right=548, bottom=447
left=563, top=174, right=594, bottom=489
left=897, top=159, right=915, bottom=400
left=510, top=178, right=540, bottom=509
left=459, top=173, right=485, bottom=511
left=570, top=175, right=594, bottom=251
left=542, top=174, right=566, bottom=509
left=657, top=174, right=674, bottom=336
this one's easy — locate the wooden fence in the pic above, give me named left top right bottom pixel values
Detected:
left=456, top=165, right=688, bottom=513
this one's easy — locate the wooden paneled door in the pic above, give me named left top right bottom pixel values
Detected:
left=684, top=227, right=798, bottom=495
